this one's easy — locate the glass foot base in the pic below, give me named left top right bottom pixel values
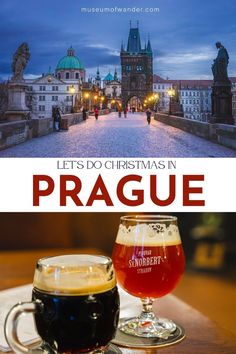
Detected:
left=90, top=343, right=122, bottom=354
left=119, top=316, right=176, bottom=338
left=112, top=318, right=185, bottom=348
left=105, top=343, right=122, bottom=354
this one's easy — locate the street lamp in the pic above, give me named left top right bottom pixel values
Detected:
left=167, top=88, right=175, bottom=115
left=111, top=99, right=116, bottom=109
left=100, top=96, right=105, bottom=109
left=93, top=95, right=98, bottom=109
left=153, top=93, right=159, bottom=111
left=84, top=92, right=90, bottom=110
left=69, top=85, right=76, bottom=113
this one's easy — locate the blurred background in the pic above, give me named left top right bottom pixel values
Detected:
left=0, top=213, right=236, bottom=334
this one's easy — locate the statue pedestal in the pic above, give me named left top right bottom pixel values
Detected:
left=5, top=81, right=30, bottom=122
left=210, top=82, right=234, bottom=125
left=169, top=99, right=184, bottom=117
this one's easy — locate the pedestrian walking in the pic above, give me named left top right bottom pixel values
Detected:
left=146, top=108, right=152, bottom=125
left=124, top=107, right=128, bottom=118
left=94, top=107, right=99, bottom=120
left=53, top=107, right=61, bottom=131
left=118, top=107, right=122, bottom=118
left=52, top=107, right=57, bottom=130
left=82, top=107, right=87, bottom=121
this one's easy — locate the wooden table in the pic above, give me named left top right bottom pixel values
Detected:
left=1, top=249, right=236, bottom=354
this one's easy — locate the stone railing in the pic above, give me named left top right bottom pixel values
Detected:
left=61, top=113, right=85, bottom=130
left=32, top=117, right=53, bottom=137
left=61, top=109, right=112, bottom=130
left=210, top=124, right=236, bottom=149
left=0, top=117, right=53, bottom=151
left=0, top=109, right=114, bottom=150
left=154, top=113, right=236, bottom=150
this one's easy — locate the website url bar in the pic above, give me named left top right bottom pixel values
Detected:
left=80, top=7, right=160, bottom=14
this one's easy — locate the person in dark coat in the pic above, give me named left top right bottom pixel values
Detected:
left=146, top=108, right=152, bottom=125
left=124, top=107, right=128, bottom=118
left=82, top=107, right=87, bottom=121
left=53, top=107, right=61, bottom=131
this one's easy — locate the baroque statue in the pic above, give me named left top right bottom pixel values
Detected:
left=212, top=42, right=230, bottom=82
left=11, top=42, right=30, bottom=82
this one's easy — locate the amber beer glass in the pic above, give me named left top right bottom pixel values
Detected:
left=4, top=255, right=121, bottom=354
left=112, top=215, right=185, bottom=339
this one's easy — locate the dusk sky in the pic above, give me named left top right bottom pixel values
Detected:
left=0, top=0, right=236, bottom=81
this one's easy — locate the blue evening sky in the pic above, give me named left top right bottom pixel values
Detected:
left=0, top=0, right=236, bottom=81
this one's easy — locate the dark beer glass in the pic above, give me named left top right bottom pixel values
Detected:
left=112, top=215, right=185, bottom=340
left=4, top=255, right=121, bottom=354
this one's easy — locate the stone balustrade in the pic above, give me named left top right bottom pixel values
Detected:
left=154, top=113, right=236, bottom=150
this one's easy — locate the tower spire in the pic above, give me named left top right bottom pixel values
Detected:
left=126, top=22, right=142, bottom=53
left=114, top=67, right=118, bottom=81
left=96, top=67, right=100, bottom=80
left=147, top=34, right=152, bottom=55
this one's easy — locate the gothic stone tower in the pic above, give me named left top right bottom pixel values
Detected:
left=121, top=24, right=153, bottom=107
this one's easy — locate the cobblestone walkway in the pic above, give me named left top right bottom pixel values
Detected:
left=0, top=112, right=235, bottom=157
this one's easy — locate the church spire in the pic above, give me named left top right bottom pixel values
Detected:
left=147, top=34, right=153, bottom=55
left=96, top=67, right=100, bottom=80
left=114, top=68, right=118, bottom=81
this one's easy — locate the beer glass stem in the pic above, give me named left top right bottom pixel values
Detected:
left=136, top=297, right=158, bottom=336
left=140, top=298, right=156, bottom=321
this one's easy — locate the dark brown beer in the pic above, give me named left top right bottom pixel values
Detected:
left=32, top=255, right=119, bottom=353
left=32, top=286, right=119, bottom=353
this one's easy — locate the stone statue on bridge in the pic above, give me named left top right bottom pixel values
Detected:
left=210, top=42, right=234, bottom=125
left=5, top=43, right=31, bottom=121
left=212, top=42, right=230, bottom=83
left=11, top=42, right=30, bottom=82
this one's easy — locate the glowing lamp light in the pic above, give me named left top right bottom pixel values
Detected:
left=69, top=86, right=76, bottom=94
left=167, top=88, right=175, bottom=97
left=84, top=92, right=90, bottom=99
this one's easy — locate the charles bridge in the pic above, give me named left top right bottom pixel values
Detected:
left=0, top=39, right=236, bottom=155
left=0, top=112, right=235, bottom=158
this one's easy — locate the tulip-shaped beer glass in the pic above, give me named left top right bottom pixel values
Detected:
left=112, top=215, right=185, bottom=343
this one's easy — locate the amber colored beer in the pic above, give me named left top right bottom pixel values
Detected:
left=112, top=242, right=185, bottom=298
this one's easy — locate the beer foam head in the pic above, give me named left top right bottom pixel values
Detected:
left=33, top=255, right=116, bottom=296
left=116, top=222, right=181, bottom=247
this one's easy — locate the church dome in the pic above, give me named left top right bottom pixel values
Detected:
left=56, top=47, right=84, bottom=70
left=104, top=72, right=114, bottom=81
